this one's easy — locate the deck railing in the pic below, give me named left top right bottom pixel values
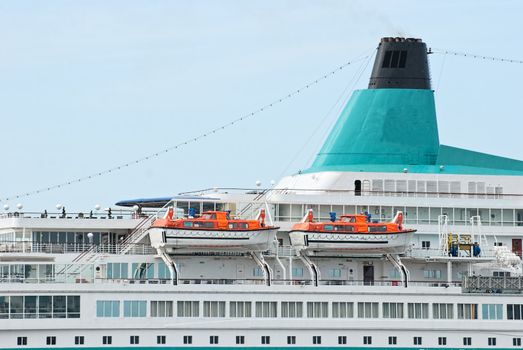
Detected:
left=0, top=242, right=155, bottom=255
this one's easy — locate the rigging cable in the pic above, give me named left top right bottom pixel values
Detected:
left=432, top=49, right=523, bottom=64
left=1, top=52, right=373, bottom=203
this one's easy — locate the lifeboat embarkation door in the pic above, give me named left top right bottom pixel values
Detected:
left=363, top=265, right=374, bottom=286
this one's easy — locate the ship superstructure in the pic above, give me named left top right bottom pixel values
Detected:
left=1, top=37, right=523, bottom=349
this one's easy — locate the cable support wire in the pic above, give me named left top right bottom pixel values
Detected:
left=432, top=48, right=523, bottom=64
left=1, top=52, right=372, bottom=203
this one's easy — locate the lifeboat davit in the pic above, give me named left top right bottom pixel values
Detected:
left=289, top=210, right=415, bottom=255
left=148, top=208, right=279, bottom=253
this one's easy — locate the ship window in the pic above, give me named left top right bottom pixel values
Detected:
left=339, top=336, right=347, bottom=345
left=482, top=304, right=503, bottom=320
left=236, top=336, right=245, bottom=344
left=67, top=296, right=80, bottom=318
left=438, top=337, right=447, bottom=345
left=332, top=302, right=354, bottom=318
left=131, top=263, right=154, bottom=280
left=382, top=51, right=392, bottom=68
left=123, top=300, right=146, bottom=318
left=329, top=269, right=341, bottom=278
left=389, top=336, right=397, bottom=345
left=363, top=336, right=372, bottom=345
left=383, top=302, right=404, bottom=319
left=489, top=338, right=497, bottom=346
left=253, top=267, right=263, bottom=277
left=106, top=262, right=128, bottom=279
left=74, top=336, right=84, bottom=345
left=413, top=336, right=422, bottom=345
left=183, top=336, right=192, bottom=344
left=312, top=336, right=321, bottom=345
left=292, top=267, right=304, bottom=277
left=10, top=296, right=23, bottom=319
left=398, top=50, right=407, bottom=68
left=423, top=270, right=442, bottom=279
left=307, top=302, right=328, bottom=318
left=408, top=303, right=428, bottom=319
left=157, top=336, right=166, bottom=345
left=287, top=336, right=296, bottom=345
left=183, top=221, right=193, bottom=228
left=507, top=304, right=523, bottom=320
left=177, top=301, right=199, bottom=317
left=463, top=337, right=472, bottom=346
left=24, top=296, right=37, bottom=319
left=323, top=225, right=333, bottom=231
left=335, top=225, right=354, bottom=232
left=358, top=302, right=379, bottom=318
left=102, top=336, right=112, bottom=345
left=210, top=335, right=219, bottom=344
left=194, top=221, right=215, bottom=228
left=17, top=337, right=27, bottom=346
left=261, top=336, right=271, bottom=344
left=458, top=304, right=478, bottom=319
left=368, top=225, right=387, bottom=232
left=281, top=301, right=303, bottom=318
left=421, top=241, right=431, bottom=249
left=0, top=297, right=8, bottom=319
left=130, top=335, right=139, bottom=345
left=513, top=338, right=522, bottom=346
left=150, top=301, right=173, bottom=317
left=96, top=300, right=120, bottom=317
left=230, top=301, right=252, bottom=317
left=203, top=301, right=226, bottom=318
left=255, top=301, right=277, bottom=318
left=53, top=296, right=67, bottom=318
left=46, top=336, right=56, bottom=345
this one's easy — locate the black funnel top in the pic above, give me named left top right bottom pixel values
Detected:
left=368, top=37, right=431, bottom=89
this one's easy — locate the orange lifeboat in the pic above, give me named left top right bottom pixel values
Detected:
left=289, top=210, right=415, bottom=255
left=148, top=209, right=279, bottom=253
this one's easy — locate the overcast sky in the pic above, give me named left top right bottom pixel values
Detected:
left=1, top=1, right=522, bottom=212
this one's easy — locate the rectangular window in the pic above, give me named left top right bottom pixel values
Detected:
left=281, top=301, right=303, bottom=318
left=130, top=335, right=139, bottom=345
left=157, top=336, right=166, bottom=345
left=338, top=336, right=347, bottom=345
left=292, top=267, right=303, bottom=277
left=74, top=336, right=84, bottom=345
left=423, top=270, right=442, bottom=279
left=150, top=301, right=173, bottom=317
left=210, top=335, right=219, bottom=345
left=489, top=337, right=497, bottom=346
left=255, top=301, right=277, bottom=318
left=332, top=302, right=354, bottom=318
left=458, top=304, right=478, bottom=319
left=203, top=301, right=226, bottom=318
left=230, top=301, right=252, bottom=317
left=363, top=336, right=372, bottom=345
left=261, top=336, right=270, bottom=345
left=253, top=267, right=263, bottom=276
left=17, top=337, right=27, bottom=346
left=413, top=337, right=422, bottom=345
left=463, top=337, right=472, bottom=346
left=421, top=241, right=430, bottom=249
left=287, top=336, right=296, bottom=345
left=433, top=303, right=453, bottom=319
left=383, top=302, right=404, bottom=318
left=312, top=336, right=321, bottom=345
left=358, top=302, right=379, bottom=318
left=408, top=303, right=428, bottom=319
left=124, top=301, right=146, bottom=317
left=39, top=296, right=52, bottom=319
left=508, top=304, right=523, bottom=320
left=482, top=304, right=503, bottom=320
left=183, top=336, right=192, bottom=345
left=513, top=337, right=521, bottom=346
left=102, top=336, right=112, bottom=345
left=389, top=336, right=397, bottom=345
left=307, top=302, right=328, bottom=318
left=438, top=337, right=447, bottom=345
left=236, top=336, right=245, bottom=345
left=96, top=300, right=120, bottom=317
left=328, top=268, right=341, bottom=278
left=53, top=296, right=67, bottom=318
left=46, top=336, right=56, bottom=345
left=0, top=296, right=9, bottom=319
left=177, top=301, right=199, bottom=317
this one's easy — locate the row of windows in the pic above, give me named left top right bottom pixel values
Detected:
left=15, top=335, right=523, bottom=347
left=0, top=296, right=80, bottom=319
left=95, top=300, right=521, bottom=320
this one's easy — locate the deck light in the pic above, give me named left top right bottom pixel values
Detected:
left=94, top=204, right=101, bottom=211
left=3, top=205, right=9, bottom=211
left=56, top=204, right=63, bottom=210
left=16, top=203, right=23, bottom=210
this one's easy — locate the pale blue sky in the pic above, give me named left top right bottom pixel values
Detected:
left=1, top=1, right=522, bottom=212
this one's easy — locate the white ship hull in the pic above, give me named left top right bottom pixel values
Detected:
left=289, top=230, right=415, bottom=255
left=148, top=227, right=278, bottom=252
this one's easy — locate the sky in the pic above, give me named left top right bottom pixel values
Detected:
left=1, top=1, right=523, bottom=212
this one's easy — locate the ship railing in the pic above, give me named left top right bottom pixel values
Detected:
left=406, top=247, right=496, bottom=259
left=0, top=210, right=148, bottom=220
left=463, top=276, right=523, bottom=293
left=0, top=242, right=155, bottom=255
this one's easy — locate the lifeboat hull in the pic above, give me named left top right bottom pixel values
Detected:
left=148, top=227, right=278, bottom=253
left=289, top=230, right=415, bottom=255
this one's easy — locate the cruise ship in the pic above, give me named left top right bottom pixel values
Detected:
left=1, top=37, right=523, bottom=350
